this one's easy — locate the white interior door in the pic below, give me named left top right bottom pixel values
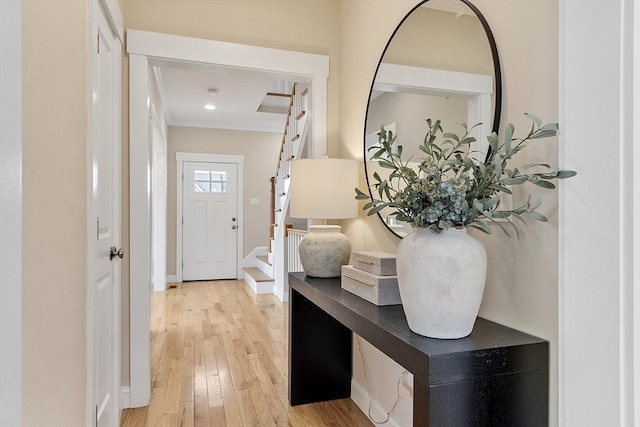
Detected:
left=182, top=161, right=238, bottom=280
left=91, top=4, right=121, bottom=426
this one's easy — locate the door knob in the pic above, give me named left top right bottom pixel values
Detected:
left=231, top=225, right=237, bottom=230
left=109, top=246, right=124, bottom=260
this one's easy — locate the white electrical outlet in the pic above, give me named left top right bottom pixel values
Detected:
left=249, top=198, right=259, bottom=206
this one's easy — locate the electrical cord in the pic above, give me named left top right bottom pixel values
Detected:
left=355, top=335, right=408, bottom=425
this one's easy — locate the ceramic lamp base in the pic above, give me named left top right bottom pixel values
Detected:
left=299, top=225, right=351, bottom=278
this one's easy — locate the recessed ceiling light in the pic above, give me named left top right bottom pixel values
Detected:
left=208, top=88, right=218, bottom=96
left=204, top=104, right=216, bottom=110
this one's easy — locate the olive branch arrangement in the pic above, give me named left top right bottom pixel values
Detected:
left=355, top=114, right=576, bottom=236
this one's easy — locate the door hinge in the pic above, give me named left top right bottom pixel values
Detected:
left=96, top=217, right=100, bottom=240
left=97, top=30, right=100, bottom=54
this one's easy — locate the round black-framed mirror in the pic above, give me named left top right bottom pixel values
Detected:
left=363, top=0, right=502, bottom=238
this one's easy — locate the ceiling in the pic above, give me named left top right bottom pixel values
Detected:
left=154, top=63, right=293, bottom=133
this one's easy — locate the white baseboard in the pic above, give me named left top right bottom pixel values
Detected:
left=273, top=285, right=289, bottom=302
left=121, top=386, right=131, bottom=409
left=166, top=275, right=177, bottom=284
left=351, top=379, right=402, bottom=427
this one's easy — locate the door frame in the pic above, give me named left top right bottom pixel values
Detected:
left=559, top=0, right=640, bottom=425
left=127, top=29, right=329, bottom=407
left=151, top=113, right=168, bottom=292
left=0, top=0, right=22, bottom=424
left=176, top=153, right=244, bottom=282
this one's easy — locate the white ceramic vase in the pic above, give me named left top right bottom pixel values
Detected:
left=396, top=227, right=487, bottom=339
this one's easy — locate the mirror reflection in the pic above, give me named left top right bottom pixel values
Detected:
left=364, top=0, right=501, bottom=237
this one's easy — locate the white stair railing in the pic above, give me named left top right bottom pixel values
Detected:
left=286, top=229, right=307, bottom=273
left=270, top=83, right=310, bottom=300
left=272, top=84, right=309, bottom=237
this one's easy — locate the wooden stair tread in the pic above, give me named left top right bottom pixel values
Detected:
left=266, top=91, right=293, bottom=98
left=243, top=267, right=273, bottom=282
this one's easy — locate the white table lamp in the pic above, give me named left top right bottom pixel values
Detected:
left=289, top=158, right=359, bottom=278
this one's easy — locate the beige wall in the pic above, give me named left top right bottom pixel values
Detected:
left=473, top=2, right=560, bottom=424
left=22, top=1, right=88, bottom=425
left=385, top=6, right=493, bottom=75
left=339, top=0, right=560, bottom=425
left=166, top=126, right=282, bottom=275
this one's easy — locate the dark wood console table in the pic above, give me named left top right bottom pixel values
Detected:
left=288, top=272, right=548, bottom=427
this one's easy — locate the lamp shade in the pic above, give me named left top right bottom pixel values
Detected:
left=289, top=158, right=359, bottom=219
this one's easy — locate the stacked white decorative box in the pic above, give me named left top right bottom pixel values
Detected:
left=341, top=251, right=401, bottom=306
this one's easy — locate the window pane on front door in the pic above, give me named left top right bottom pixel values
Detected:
left=193, top=170, right=227, bottom=193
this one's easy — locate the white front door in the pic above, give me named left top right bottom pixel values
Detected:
left=91, top=5, right=121, bottom=426
left=182, top=161, right=238, bottom=280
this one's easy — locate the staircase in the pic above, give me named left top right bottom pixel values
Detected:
left=243, top=83, right=310, bottom=299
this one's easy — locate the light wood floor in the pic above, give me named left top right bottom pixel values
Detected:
left=120, top=280, right=372, bottom=427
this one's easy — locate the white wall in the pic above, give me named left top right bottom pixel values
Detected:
left=166, top=126, right=282, bottom=275
left=0, top=0, right=22, bottom=425
left=559, top=1, right=639, bottom=425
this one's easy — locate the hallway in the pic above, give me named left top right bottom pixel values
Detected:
left=120, top=280, right=372, bottom=426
